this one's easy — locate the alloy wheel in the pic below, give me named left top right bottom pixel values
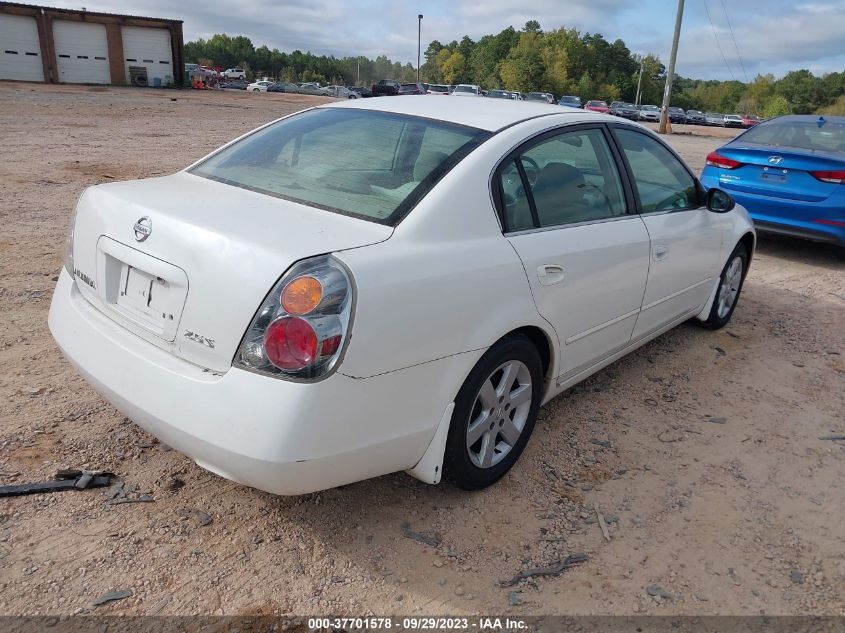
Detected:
left=717, top=255, right=743, bottom=319
left=466, top=360, right=532, bottom=469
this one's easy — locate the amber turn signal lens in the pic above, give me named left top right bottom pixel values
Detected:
left=281, top=276, right=322, bottom=315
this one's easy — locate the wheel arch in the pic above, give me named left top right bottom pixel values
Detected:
left=695, top=232, right=755, bottom=322
left=738, top=231, right=756, bottom=273
left=501, top=325, right=555, bottom=388
left=406, top=321, right=558, bottom=486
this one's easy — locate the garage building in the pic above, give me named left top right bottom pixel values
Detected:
left=0, top=2, right=184, bottom=86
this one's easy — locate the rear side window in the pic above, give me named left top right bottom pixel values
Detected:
left=191, top=109, right=490, bottom=225
left=498, top=127, right=626, bottom=231
left=614, top=128, right=698, bottom=213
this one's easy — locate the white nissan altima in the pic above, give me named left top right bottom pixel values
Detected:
left=49, top=97, right=754, bottom=495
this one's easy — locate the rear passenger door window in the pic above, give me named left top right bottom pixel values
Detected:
left=614, top=128, right=699, bottom=212
left=498, top=127, right=627, bottom=231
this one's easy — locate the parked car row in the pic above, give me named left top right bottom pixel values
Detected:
left=221, top=75, right=765, bottom=129
left=221, top=80, right=373, bottom=98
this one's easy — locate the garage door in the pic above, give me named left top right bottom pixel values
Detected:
left=122, top=26, right=173, bottom=86
left=0, top=14, right=45, bottom=82
left=53, top=21, right=110, bottom=84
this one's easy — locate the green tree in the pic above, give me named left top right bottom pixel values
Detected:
left=438, top=50, right=466, bottom=85
left=523, top=20, right=542, bottom=34
left=576, top=72, right=594, bottom=100
left=776, top=69, right=819, bottom=114
left=499, top=31, right=545, bottom=92
left=763, top=95, right=792, bottom=118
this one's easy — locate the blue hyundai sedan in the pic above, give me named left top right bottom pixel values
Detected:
left=700, top=115, right=845, bottom=248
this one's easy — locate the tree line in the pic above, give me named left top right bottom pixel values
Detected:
left=185, top=25, right=845, bottom=115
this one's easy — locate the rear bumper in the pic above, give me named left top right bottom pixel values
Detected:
left=750, top=219, right=845, bottom=247
left=49, top=271, right=464, bottom=495
left=701, top=174, right=845, bottom=247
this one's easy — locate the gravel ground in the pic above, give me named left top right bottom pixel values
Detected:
left=0, top=83, right=843, bottom=617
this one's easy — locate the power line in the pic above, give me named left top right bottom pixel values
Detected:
left=718, top=0, right=749, bottom=83
left=703, top=0, right=736, bottom=81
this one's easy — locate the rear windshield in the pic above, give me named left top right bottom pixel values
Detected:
left=190, top=108, right=490, bottom=225
left=740, top=119, right=845, bottom=153
left=454, top=85, right=477, bottom=93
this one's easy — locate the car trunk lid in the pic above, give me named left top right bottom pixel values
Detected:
left=715, top=144, right=845, bottom=203
left=70, top=171, right=392, bottom=372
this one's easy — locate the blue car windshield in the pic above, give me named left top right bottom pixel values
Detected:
left=741, top=120, right=845, bottom=153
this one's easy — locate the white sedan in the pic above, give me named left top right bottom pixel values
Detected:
left=323, top=85, right=359, bottom=99
left=49, top=98, right=754, bottom=495
left=246, top=80, right=273, bottom=92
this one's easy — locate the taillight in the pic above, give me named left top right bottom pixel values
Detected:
left=64, top=194, right=82, bottom=276
left=706, top=152, right=742, bottom=169
left=810, top=170, right=845, bottom=184
left=234, top=255, right=353, bottom=381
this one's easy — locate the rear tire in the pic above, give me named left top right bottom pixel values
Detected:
left=700, top=243, right=748, bottom=330
left=443, top=335, right=543, bottom=490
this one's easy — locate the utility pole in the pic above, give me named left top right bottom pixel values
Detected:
left=635, top=59, right=644, bottom=106
left=659, top=0, right=684, bottom=134
left=417, top=14, right=423, bottom=84
left=634, top=58, right=645, bottom=105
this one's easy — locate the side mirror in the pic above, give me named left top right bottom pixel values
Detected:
left=705, top=188, right=735, bottom=213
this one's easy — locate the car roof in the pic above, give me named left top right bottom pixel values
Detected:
left=767, top=114, right=845, bottom=123
left=321, top=96, right=606, bottom=131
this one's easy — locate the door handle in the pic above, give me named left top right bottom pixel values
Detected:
left=653, top=244, right=669, bottom=261
left=537, top=264, right=566, bottom=286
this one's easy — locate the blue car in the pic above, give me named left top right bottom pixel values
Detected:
left=558, top=95, right=582, bottom=108
left=700, top=115, right=845, bottom=248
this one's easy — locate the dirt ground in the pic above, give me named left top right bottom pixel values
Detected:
left=0, top=83, right=843, bottom=618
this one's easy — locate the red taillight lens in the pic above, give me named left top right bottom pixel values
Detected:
left=706, top=152, right=742, bottom=169
left=235, top=255, right=353, bottom=381
left=810, top=170, right=845, bottom=184
left=263, top=317, right=318, bottom=370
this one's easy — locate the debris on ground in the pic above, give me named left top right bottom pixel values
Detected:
left=109, top=495, right=154, bottom=505
left=92, top=588, right=133, bottom=606
left=508, top=591, right=523, bottom=606
left=105, top=481, right=154, bottom=505
left=401, top=522, right=441, bottom=547
left=790, top=570, right=804, bottom=585
left=177, top=508, right=213, bottom=527
left=819, top=435, right=845, bottom=441
left=500, top=553, right=589, bottom=587
left=645, top=585, right=673, bottom=600
left=167, top=476, right=185, bottom=491
left=597, top=510, right=611, bottom=541
left=0, top=469, right=113, bottom=497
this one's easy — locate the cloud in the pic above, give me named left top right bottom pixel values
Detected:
left=657, top=1, right=845, bottom=79
left=17, top=0, right=845, bottom=79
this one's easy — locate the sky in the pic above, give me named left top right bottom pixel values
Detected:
left=25, top=0, right=845, bottom=80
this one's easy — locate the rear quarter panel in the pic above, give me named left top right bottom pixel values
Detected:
left=335, top=116, right=585, bottom=381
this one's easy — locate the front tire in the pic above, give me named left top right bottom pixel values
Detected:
left=443, top=335, right=543, bottom=490
left=700, top=243, right=748, bottom=329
